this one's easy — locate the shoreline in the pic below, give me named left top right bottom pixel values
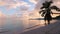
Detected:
left=21, top=20, right=60, bottom=34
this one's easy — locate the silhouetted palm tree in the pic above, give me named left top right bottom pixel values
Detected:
left=39, top=0, right=60, bottom=25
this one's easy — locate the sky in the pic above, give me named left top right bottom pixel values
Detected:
left=0, top=0, right=60, bottom=19
left=0, top=0, right=38, bottom=17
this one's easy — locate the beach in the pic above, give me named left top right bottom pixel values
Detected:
left=21, top=20, right=60, bottom=34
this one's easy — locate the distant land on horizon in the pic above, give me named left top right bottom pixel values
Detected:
left=29, top=15, right=60, bottom=20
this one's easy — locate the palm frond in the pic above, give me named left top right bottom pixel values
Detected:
left=40, top=1, right=53, bottom=9
left=41, top=11, right=46, bottom=17
left=39, top=10, right=46, bottom=17
left=39, top=10, right=45, bottom=14
left=51, top=6, right=60, bottom=11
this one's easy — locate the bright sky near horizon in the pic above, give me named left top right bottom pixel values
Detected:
left=0, top=0, right=60, bottom=18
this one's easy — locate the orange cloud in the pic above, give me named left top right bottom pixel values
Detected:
left=0, top=11, right=6, bottom=17
left=0, top=1, right=6, bottom=6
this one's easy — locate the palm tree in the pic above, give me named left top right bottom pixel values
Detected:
left=39, top=0, right=60, bottom=25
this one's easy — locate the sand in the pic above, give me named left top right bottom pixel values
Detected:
left=21, top=20, right=60, bottom=34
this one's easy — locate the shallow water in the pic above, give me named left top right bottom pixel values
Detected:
left=0, top=18, right=57, bottom=34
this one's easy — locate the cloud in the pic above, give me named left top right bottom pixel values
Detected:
left=29, top=0, right=39, bottom=4
left=19, top=1, right=31, bottom=11
left=52, top=0, right=60, bottom=8
left=20, top=6, right=30, bottom=11
left=0, top=0, right=31, bottom=10
left=0, top=10, right=6, bottom=17
left=0, top=1, right=6, bottom=6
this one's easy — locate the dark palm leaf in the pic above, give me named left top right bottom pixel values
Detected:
left=39, top=10, right=45, bottom=14
left=40, top=1, right=53, bottom=9
left=41, top=11, right=46, bottom=17
left=39, top=10, right=46, bottom=17
left=51, top=6, right=60, bottom=11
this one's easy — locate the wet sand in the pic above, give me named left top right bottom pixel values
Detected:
left=21, top=20, right=60, bottom=34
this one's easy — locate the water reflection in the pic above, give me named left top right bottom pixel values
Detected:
left=0, top=17, right=56, bottom=34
